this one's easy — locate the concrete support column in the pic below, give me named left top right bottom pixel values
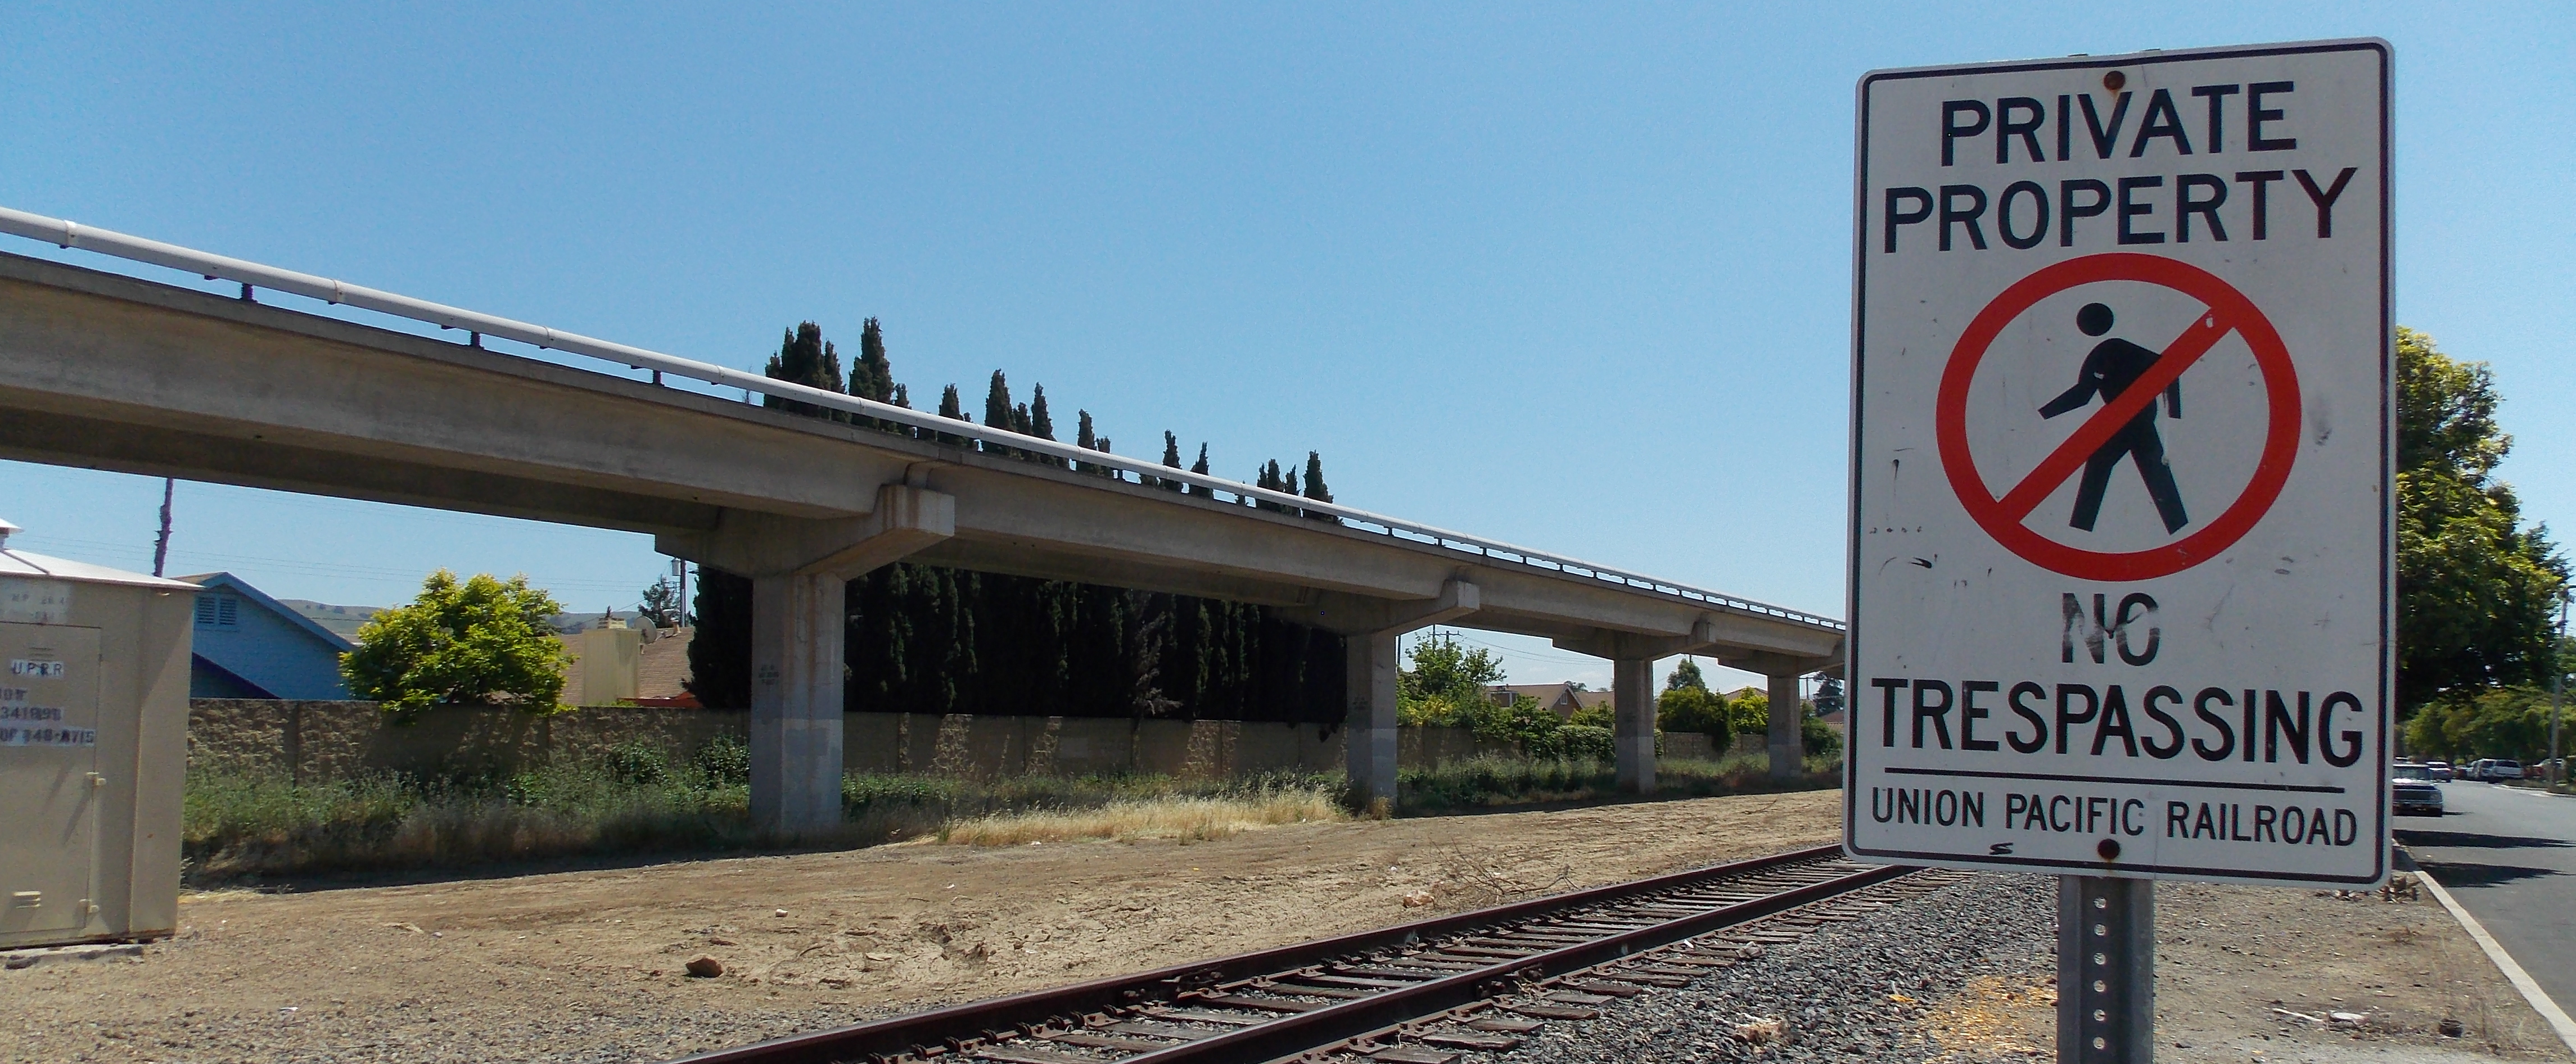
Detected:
left=1613, top=658, right=1655, bottom=794
left=750, top=571, right=849, bottom=836
left=1345, top=630, right=1401, bottom=811
left=1767, top=672, right=1803, bottom=782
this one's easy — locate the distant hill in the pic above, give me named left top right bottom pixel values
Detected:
left=278, top=599, right=382, bottom=639
left=279, top=599, right=654, bottom=640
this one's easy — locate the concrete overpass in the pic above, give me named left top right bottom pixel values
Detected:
left=0, top=209, right=1845, bottom=832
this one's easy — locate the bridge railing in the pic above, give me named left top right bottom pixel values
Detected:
left=0, top=205, right=1844, bottom=635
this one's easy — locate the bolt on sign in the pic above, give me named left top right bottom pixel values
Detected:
left=1844, top=40, right=2392, bottom=885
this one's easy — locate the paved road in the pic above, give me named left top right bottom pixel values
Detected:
left=2398, top=780, right=2576, bottom=1011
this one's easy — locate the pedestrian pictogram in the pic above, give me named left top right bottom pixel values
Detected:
left=1934, top=252, right=2302, bottom=583
left=2041, top=301, right=2186, bottom=535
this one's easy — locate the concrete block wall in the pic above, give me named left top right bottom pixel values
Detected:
left=186, top=700, right=1672, bottom=784
left=186, top=699, right=745, bottom=783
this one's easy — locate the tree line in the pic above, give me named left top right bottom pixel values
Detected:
left=2394, top=327, right=2572, bottom=764
left=687, top=320, right=1348, bottom=723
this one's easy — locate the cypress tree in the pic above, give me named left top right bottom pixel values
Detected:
left=852, top=318, right=893, bottom=401
left=983, top=371, right=1013, bottom=457
left=847, top=316, right=894, bottom=431
left=1030, top=385, right=1059, bottom=467
left=683, top=567, right=754, bottom=708
left=891, top=383, right=911, bottom=408
left=937, top=384, right=967, bottom=447
left=1303, top=451, right=1338, bottom=523
left=1012, top=401, right=1032, bottom=437
left=1075, top=410, right=1098, bottom=474
left=1283, top=465, right=1300, bottom=515
left=1160, top=432, right=1185, bottom=491
left=763, top=322, right=845, bottom=419
left=1257, top=460, right=1285, bottom=511
left=1189, top=444, right=1213, bottom=497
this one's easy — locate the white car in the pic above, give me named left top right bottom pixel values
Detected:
left=2468, top=759, right=2525, bottom=781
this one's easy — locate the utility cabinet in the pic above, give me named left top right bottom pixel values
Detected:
left=0, top=524, right=193, bottom=949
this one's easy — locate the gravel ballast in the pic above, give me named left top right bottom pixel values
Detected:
left=1480, top=873, right=2059, bottom=1064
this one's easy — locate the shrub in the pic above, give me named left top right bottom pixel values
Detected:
left=1536, top=723, right=1615, bottom=760
left=694, top=735, right=751, bottom=785
left=1657, top=685, right=1732, bottom=748
left=608, top=741, right=671, bottom=785
left=341, top=570, right=570, bottom=717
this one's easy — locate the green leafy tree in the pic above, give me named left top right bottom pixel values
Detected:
left=2404, top=685, right=2561, bottom=763
left=1396, top=633, right=1505, bottom=725
left=1656, top=685, right=1732, bottom=749
left=341, top=570, right=570, bottom=717
left=2398, top=328, right=2570, bottom=710
left=1667, top=658, right=1709, bottom=692
left=638, top=579, right=684, bottom=628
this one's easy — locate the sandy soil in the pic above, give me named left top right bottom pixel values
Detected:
left=1917, top=873, right=2575, bottom=1062
left=3, top=791, right=1840, bottom=1063
left=16, top=792, right=2564, bottom=1064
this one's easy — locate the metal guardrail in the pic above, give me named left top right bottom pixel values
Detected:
left=0, top=205, right=1843, bottom=633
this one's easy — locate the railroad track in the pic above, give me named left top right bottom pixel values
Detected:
left=675, top=845, right=1967, bottom=1064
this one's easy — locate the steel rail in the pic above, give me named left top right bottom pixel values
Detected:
left=0, top=205, right=1841, bottom=633
left=667, top=844, right=1893, bottom=1064
left=1121, top=863, right=1905, bottom=1063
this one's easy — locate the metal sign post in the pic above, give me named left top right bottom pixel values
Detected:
left=1843, top=40, right=2393, bottom=1063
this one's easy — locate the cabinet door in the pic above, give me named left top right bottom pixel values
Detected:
left=0, top=623, right=102, bottom=941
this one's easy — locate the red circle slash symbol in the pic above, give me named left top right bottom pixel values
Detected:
left=1934, top=253, right=2300, bottom=581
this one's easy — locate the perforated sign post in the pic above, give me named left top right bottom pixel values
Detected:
left=1844, top=40, right=2390, bottom=1062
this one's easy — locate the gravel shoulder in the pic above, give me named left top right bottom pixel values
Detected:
left=2, top=790, right=1838, bottom=1063
left=1447, top=868, right=2572, bottom=1064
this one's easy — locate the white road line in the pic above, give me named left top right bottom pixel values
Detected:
left=2410, top=858, right=2576, bottom=1056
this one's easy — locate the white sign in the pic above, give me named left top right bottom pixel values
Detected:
left=0, top=579, right=71, bottom=624
left=1844, top=40, right=2392, bottom=885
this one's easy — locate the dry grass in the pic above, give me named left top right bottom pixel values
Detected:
left=935, top=787, right=1345, bottom=845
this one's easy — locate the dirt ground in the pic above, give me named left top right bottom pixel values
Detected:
left=3, top=792, right=1840, bottom=1063
left=1918, top=871, right=2576, bottom=1062
left=12, top=794, right=2570, bottom=1064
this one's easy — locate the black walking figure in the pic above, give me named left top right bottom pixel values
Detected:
left=2037, top=302, right=2189, bottom=534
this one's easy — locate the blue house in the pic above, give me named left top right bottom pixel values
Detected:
left=177, top=573, right=354, bottom=700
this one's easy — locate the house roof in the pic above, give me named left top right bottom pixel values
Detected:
left=0, top=546, right=198, bottom=590
left=175, top=572, right=355, bottom=651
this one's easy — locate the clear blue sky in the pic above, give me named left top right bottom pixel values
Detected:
left=3, top=3, right=2567, bottom=690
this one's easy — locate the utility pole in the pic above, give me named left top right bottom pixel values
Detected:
left=151, top=478, right=174, bottom=577
left=2551, top=594, right=2569, bottom=788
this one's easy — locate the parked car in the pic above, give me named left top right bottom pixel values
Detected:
left=2467, top=759, right=2525, bottom=781
left=2426, top=760, right=2454, bottom=781
left=2392, top=767, right=2446, bottom=816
